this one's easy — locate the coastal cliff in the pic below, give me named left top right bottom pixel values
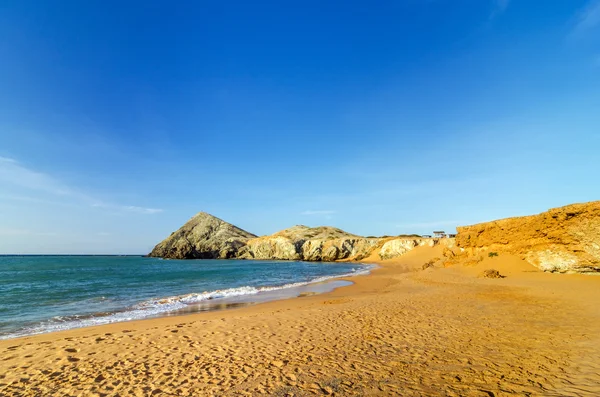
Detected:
left=149, top=214, right=450, bottom=261
left=454, top=201, right=600, bottom=273
left=150, top=201, right=600, bottom=273
left=238, top=226, right=381, bottom=261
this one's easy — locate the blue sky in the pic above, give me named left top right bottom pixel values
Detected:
left=1, top=0, right=599, bottom=254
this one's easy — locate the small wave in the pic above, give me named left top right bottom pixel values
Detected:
left=139, top=265, right=374, bottom=308
left=0, top=264, right=374, bottom=340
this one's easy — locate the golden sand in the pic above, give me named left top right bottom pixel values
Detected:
left=1, top=246, right=600, bottom=396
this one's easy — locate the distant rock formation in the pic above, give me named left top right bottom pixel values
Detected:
left=149, top=214, right=449, bottom=262
left=150, top=201, right=600, bottom=273
left=148, top=212, right=257, bottom=259
left=238, top=226, right=383, bottom=262
left=455, top=201, right=600, bottom=273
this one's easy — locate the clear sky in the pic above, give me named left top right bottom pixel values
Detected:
left=1, top=0, right=599, bottom=254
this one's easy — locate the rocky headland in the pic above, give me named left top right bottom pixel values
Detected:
left=149, top=200, right=600, bottom=273
left=148, top=212, right=257, bottom=259
left=453, top=201, right=600, bottom=273
left=149, top=212, right=450, bottom=262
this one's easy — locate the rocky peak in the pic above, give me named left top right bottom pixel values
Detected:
left=148, top=212, right=256, bottom=259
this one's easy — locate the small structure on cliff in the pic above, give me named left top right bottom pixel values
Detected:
left=433, top=231, right=447, bottom=238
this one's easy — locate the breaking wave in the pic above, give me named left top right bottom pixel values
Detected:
left=0, top=264, right=374, bottom=340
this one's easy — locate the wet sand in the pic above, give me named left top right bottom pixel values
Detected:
left=1, top=246, right=600, bottom=396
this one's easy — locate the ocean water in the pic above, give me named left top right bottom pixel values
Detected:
left=0, top=256, right=371, bottom=340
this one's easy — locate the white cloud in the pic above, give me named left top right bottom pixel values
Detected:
left=571, top=0, right=600, bottom=36
left=0, top=157, right=74, bottom=196
left=0, top=194, right=65, bottom=206
left=124, top=206, right=163, bottom=214
left=0, top=157, right=162, bottom=215
left=91, top=202, right=163, bottom=214
left=301, top=210, right=336, bottom=216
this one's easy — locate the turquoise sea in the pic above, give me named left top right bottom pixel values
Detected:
left=0, top=256, right=371, bottom=340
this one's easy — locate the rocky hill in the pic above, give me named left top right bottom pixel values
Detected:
left=454, top=201, right=600, bottom=273
left=149, top=214, right=449, bottom=261
left=150, top=201, right=600, bottom=273
left=148, top=212, right=257, bottom=259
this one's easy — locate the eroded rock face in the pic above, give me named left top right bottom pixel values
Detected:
left=149, top=217, right=442, bottom=262
left=455, top=201, right=600, bottom=273
left=148, top=212, right=257, bottom=259
left=377, top=238, right=454, bottom=260
left=241, top=236, right=303, bottom=260
left=149, top=202, right=599, bottom=273
left=302, top=240, right=324, bottom=261
left=379, top=239, right=429, bottom=260
left=237, top=227, right=383, bottom=262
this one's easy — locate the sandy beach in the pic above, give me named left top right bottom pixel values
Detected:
left=1, top=246, right=600, bottom=396
left=2, top=0, right=598, bottom=395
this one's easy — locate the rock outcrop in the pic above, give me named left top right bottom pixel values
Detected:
left=149, top=202, right=600, bottom=273
left=148, top=212, right=257, bottom=259
left=237, top=225, right=385, bottom=261
left=455, top=201, right=600, bottom=273
left=379, top=238, right=437, bottom=260
left=149, top=215, right=449, bottom=262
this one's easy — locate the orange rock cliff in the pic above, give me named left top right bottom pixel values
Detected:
left=455, top=201, right=600, bottom=273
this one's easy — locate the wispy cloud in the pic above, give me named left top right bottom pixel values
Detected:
left=0, top=156, right=74, bottom=196
left=571, top=0, right=600, bottom=37
left=301, top=210, right=336, bottom=216
left=0, top=193, right=66, bottom=206
left=124, top=206, right=163, bottom=214
left=0, top=157, right=162, bottom=215
left=91, top=203, right=163, bottom=214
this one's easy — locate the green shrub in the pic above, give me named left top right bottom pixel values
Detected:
left=488, top=252, right=499, bottom=257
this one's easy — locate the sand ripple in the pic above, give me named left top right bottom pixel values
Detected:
left=1, top=254, right=600, bottom=396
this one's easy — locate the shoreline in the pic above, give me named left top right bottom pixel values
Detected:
left=0, top=261, right=377, bottom=342
left=2, top=246, right=600, bottom=396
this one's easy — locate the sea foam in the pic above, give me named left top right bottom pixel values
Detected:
left=0, top=264, right=374, bottom=340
